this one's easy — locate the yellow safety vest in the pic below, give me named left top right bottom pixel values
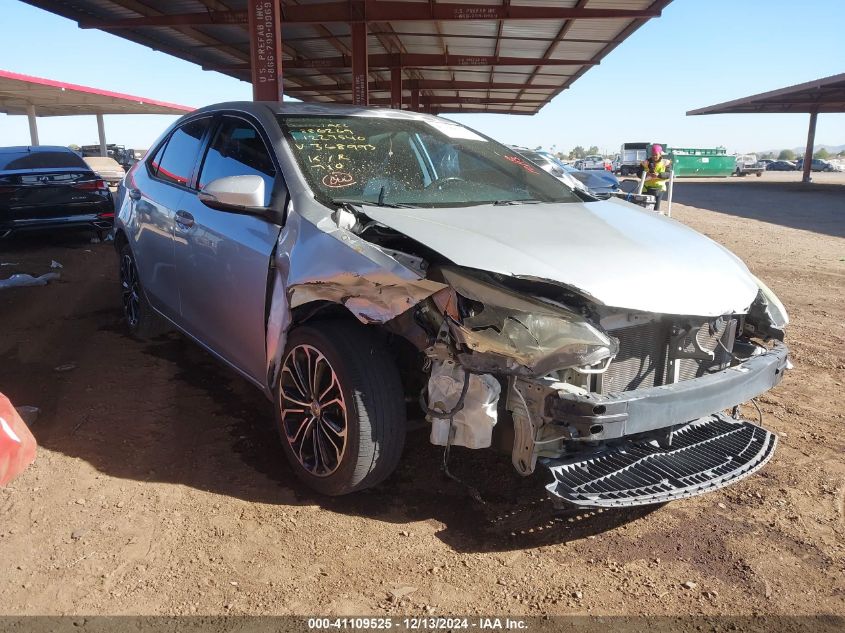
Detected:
left=642, top=158, right=670, bottom=191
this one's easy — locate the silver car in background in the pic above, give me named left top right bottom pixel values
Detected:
left=116, top=102, right=789, bottom=506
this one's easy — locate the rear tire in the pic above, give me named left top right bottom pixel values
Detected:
left=118, top=242, right=166, bottom=339
left=274, top=321, right=406, bottom=495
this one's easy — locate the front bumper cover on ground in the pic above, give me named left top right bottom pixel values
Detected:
left=543, top=414, right=777, bottom=508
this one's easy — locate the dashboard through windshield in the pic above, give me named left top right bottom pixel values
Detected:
left=278, top=114, right=579, bottom=208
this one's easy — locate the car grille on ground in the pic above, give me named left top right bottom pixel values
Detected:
left=543, top=414, right=777, bottom=508
left=600, top=318, right=735, bottom=394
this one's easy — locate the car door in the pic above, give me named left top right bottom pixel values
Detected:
left=130, top=117, right=211, bottom=321
left=173, top=114, right=283, bottom=383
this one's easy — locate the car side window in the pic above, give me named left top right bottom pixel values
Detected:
left=155, top=118, right=210, bottom=187
left=146, top=141, right=166, bottom=178
left=198, top=117, right=276, bottom=206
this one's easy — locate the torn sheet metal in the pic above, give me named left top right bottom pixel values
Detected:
left=427, top=360, right=500, bottom=450
left=441, top=268, right=618, bottom=377
left=265, top=201, right=445, bottom=385
left=745, top=276, right=789, bottom=341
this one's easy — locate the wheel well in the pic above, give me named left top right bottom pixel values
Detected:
left=113, top=228, right=128, bottom=250
left=288, top=301, right=426, bottom=406
left=290, top=300, right=359, bottom=327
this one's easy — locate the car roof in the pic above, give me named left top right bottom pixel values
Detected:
left=0, top=145, right=75, bottom=153
left=191, top=101, right=454, bottom=124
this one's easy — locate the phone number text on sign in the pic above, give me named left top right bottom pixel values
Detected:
left=253, top=1, right=277, bottom=84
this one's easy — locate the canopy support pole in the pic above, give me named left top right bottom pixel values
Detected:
left=27, top=104, right=39, bottom=146
left=248, top=0, right=283, bottom=101
left=96, top=113, right=107, bottom=157
left=801, top=110, right=817, bottom=184
left=410, top=88, right=420, bottom=111
left=351, top=22, right=368, bottom=105
left=390, top=67, right=402, bottom=109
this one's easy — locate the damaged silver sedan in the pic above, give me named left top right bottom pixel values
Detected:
left=115, top=103, right=789, bottom=506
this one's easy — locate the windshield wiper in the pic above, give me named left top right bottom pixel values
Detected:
left=492, top=199, right=545, bottom=206
left=330, top=197, right=418, bottom=209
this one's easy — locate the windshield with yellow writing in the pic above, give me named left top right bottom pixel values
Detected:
left=278, top=115, right=579, bottom=208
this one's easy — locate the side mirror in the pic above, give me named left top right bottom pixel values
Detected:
left=198, top=175, right=266, bottom=212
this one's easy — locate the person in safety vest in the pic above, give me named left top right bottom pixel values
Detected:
left=639, top=144, right=672, bottom=212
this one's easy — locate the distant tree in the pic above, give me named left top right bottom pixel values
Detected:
left=814, top=147, right=830, bottom=159
left=534, top=145, right=542, bottom=151
left=68, top=144, right=80, bottom=151
left=569, top=146, right=586, bottom=159
left=587, top=145, right=600, bottom=156
left=760, top=152, right=775, bottom=159
left=838, top=150, right=845, bottom=158
left=777, top=149, right=796, bottom=160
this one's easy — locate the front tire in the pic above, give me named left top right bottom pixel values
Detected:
left=275, top=321, right=406, bottom=495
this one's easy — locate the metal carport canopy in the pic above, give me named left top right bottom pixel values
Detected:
left=687, top=73, right=845, bottom=183
left=22, top=0, right=672, bottom=115
left=0, top=68, right=193, bottom=154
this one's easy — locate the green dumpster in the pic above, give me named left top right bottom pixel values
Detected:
left=667, top=147, right=736, bottom=178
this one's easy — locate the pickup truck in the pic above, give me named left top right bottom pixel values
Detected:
left=733, top=154, right=764, bottom=177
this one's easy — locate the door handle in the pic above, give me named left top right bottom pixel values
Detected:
left=128, top=188, right=141, bottom=201
left=175, top=210, right=195, bottom=229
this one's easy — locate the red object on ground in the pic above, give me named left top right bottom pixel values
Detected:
left=0, top=394, right=37, bottom=486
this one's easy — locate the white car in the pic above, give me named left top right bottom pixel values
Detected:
left=83, top=156, right=126, bottom=187
left=576, top=154, right=611, bottom=170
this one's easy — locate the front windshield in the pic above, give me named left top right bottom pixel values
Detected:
left=278, top=115, right=580, bottom=208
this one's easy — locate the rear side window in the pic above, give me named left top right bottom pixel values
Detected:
left=199, top=117, right=276, bottom=206
left=155, top=118, right=210, bottom=187
left=0, top=150, right=88, bottom=171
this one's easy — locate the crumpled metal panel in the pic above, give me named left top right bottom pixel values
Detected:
left=440, top=268, right=618, bottom=377
left=359, top=199, right=761, bottom=318
left=265, top=198, right=445, bottom=382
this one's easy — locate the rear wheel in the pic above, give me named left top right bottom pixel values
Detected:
left=118, top=243, right=165, bottom=339
left=275, top=321, right=406, bottom=495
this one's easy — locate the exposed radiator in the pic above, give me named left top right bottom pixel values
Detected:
left=600, top=321, right=669, bottom=394
left=600, top=319, right=736, bottom=394
left=677, top=318, right=735, bottom=381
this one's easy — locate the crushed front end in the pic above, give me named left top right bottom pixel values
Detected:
left=406, top=267, right=789, bottom=508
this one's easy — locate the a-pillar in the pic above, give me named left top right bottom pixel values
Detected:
left=26, top=104, right=39, bottom=146
left=390, top=67, right=402, bottom=109
left=801, top=110, right=818, bottom=184
left=248, top=0, right=283, bottom=101
left=96, top=113, right=107, bottom=157
left=351, top=22, right=368, bottom=106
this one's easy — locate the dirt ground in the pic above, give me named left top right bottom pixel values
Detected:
left=1, top=170, right=843, bottom=617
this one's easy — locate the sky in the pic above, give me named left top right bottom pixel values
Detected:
left=0, top=0, right=842, bottom=155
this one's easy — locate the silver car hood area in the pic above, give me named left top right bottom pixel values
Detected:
left=361, top=198, right=760, bottom=317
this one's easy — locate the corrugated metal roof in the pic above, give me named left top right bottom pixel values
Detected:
left=688, top=73, right=845, bottom=115
left=0, top=69, right=194, bottom=116
left=21, top=0, right=672, bottom=114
